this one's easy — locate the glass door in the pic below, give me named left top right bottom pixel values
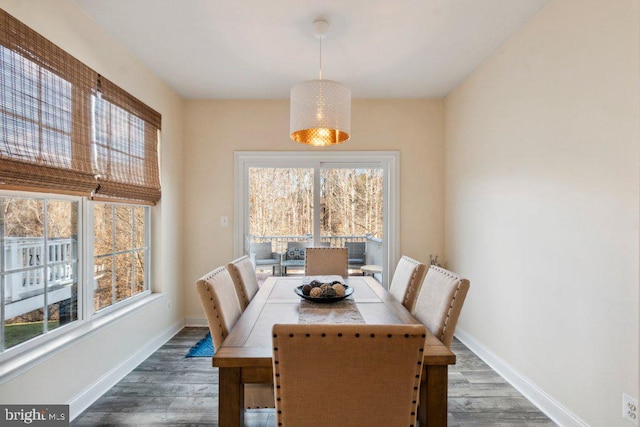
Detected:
left=237, top=151, right=399, bottom=286
left=319, top=166, right=383, bottom=274
left=246, top=164, right=383, bottom=276
left=248, top=167, right=314, bottom=275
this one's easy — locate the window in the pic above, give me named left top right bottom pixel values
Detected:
left=0, top=10, right=157, bottom=362
left=92, top=202, right=149, bottom=312
left=0, top=45, right=73, bottom=167
left=0, top=9, right=161, bottom=203
left=0, top=193, right=150, bottom=355
left=93, top=96, right=146, bottom=185
left=0, top=194, right=79, bottom=352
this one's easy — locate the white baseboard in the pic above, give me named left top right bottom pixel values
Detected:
left=69, top=319, right=184, bottom=421
left=454, top=328, right=588, bottom=427
left=184, top=316, right=208, bottom=327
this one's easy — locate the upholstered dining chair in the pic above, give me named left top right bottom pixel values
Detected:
left=227, top=255, right=260, bottom=311
left=304, top=247, right=348, bottom=277
left=411, top=265, right=470, bottom=349
left=388, top=255, right=427, bottom=312
left=195, top=266, right=274, bottom=409
left=271, top=323, right=426, bottom=427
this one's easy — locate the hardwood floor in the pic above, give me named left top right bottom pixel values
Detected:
left=72, top=327, right=557, bottom=426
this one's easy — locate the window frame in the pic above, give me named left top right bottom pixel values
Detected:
left=0, top=189, right=153, bottom=374
left=234, top=151, right=400, bottom=288
left=85, top=199, right=151, bottom=320
left=0, top=190, right=85, bottom=356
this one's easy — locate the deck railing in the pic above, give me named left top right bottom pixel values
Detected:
left=2, top=237, right=76, bottom=313
left=247, top=234, right=373, bottom=255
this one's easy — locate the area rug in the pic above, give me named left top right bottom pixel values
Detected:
left=185, top=332, right=215, bottom=357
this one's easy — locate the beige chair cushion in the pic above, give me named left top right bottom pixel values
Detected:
left=227, top=255, right=260, bottom=311
left=304, top=247, right=348, bottom=277
left=195, top=266, right=242, bottom=351
left=272, top=323, right=426, bottom=427
left=389, top=255, right=427, bottom=312
left=195, top=266, right=274, bottom=409
left=412, top=265, right=470, bottom=349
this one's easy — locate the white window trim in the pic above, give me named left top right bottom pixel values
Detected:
left=0, top=190, right=157, bottom=384
left=233, top=151, right=400, bottom=288
left=85, top=200, right=152, bottom=321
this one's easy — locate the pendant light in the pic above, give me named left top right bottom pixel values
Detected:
left=290, top=19, right=351, bottom=146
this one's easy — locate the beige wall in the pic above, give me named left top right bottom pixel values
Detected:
left=0, top=0, right=185, bottom=411
left=444, top=0, right=639, bottom=425
left=183, top=99, right=444, bottom=318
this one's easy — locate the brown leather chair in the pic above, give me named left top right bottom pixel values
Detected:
left=304, top=247, right=348, bottom=277
left=388, top=255, right=427, bottom=312
left=412, top=265, right=470, bottom=348
left=271, top=323, right=426, bottom=427
left=195, top=266, right=274, bottom=409
left=227, top=255, right=260, bottom=311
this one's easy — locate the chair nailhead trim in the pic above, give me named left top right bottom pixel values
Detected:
left=441, top=282, right=463, bottom=342
left=273, top=328, right=425, bottom=426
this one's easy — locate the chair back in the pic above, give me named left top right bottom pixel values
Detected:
left=304, top=247, right=348, bottom=277
left=389, top=255, right=427, bottom=312
left=345, top=241, right=366, bottom=267
left=283, top=241, right=310, bottom=261
left=250, top=242, right=276, bottom=260
left=272, top=323, right=426, bottom=427
left=195, top=266, right=275, bottom=409
left=412, top=265, right=470, bottom=348
left=195, top=266, right=242, bottom=350
left=227, top=255, right=259, bottom=311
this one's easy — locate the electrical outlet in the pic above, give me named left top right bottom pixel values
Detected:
left=624, top=393, right=638, bottom=424
left=167, top=300, right=172, bottom=311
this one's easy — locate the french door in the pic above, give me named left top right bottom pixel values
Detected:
left=234, top=152, right=399, bottom=287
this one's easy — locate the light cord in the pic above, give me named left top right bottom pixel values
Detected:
left=319, top=37, right=323, bottom=80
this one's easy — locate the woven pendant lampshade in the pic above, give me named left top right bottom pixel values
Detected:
left=290, top=20, right=351, bottom=147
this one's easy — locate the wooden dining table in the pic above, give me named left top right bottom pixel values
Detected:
left=212, top=275, right=456, bottom=427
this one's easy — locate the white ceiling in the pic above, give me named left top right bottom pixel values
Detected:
left=75, top=0, right=550, bottom=99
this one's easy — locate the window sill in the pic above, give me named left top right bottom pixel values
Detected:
left=0, top=293, right=165, bottom=386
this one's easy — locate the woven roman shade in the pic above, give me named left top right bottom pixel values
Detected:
left=0, top=9, right=161, bottom=203
left=93, top=76, right=161, bottom=203
left=0, top=9, right=96, bottom=195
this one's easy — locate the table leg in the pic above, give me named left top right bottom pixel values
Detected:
left=419, top=364, right=448, bottom=427
left=219, top=367, right=243, bottom=427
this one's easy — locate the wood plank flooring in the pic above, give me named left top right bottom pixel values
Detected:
left=72, top=327, right=557, bottom=426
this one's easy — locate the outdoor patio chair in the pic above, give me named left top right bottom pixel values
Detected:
left=250, top=242, right=281, bottom=276
left=412, top=265, right=470, bottom=349
left=389, top=255, right=427, bottom=312
left=271, top=323, right=426, bottom=426
left=280, top=241, right=310, bottom=275
left=304, top=247, right=348, bottom=277
left=227, top=255, right=260, bottom=311
left=345, top=241, right=366, bottom=270
left=195, top=266, right=274, bottom=409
